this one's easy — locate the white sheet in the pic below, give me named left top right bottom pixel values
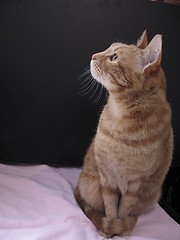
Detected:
left=0, top=164, right=179, bottom=240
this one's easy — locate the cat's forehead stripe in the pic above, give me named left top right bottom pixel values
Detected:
left=111, top=43, right=128, bottom=52
left=113, top=46, right=128, bottom=52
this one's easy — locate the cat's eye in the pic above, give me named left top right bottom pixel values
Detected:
left=110, top=54, right=118, bottom=61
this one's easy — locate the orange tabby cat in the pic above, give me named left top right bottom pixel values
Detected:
left=75, top=30, right=173, bottom=238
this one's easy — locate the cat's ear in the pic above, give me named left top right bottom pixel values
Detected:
left=137, top=30, right=148, bottom=49
left=142, top=34, right=162, bottom=76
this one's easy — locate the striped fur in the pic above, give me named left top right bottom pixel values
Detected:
left=74, top=31, right=173, bottom=238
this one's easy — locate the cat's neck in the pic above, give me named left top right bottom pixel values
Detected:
left=107, top=89, right=155, bottom=119
left=107, top=95, right=127, bottom=119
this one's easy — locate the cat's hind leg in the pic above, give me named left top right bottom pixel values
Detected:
left=75, top=141, right=104, bottom=213
left=130, top=187, right=161, bottom=216
left=75, top=171, right=104, bottom=213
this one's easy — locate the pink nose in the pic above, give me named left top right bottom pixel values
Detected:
left=92, top=54, right=97, bottom=60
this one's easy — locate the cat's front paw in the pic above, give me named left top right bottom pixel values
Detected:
left=120, top=230, right=131, bottom=237
left=98, top=230, right=114, bottom=239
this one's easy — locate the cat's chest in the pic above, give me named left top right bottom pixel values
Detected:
left=96, top=155, right=129, bottom=193
left=94, top=122, right=145, bottom=191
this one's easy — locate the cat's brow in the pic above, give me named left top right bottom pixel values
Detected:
left=113, top=47, right=121, bottom=52
left=113, top=46, right=128, bottom=52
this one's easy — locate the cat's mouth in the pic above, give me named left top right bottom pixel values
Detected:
left=90, top=60, right=104, bottom=85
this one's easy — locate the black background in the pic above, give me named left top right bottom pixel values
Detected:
left=0, top=0, right=180, bottom=167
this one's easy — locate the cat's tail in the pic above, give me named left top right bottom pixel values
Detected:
left=74, top=187, right=138, bottom=238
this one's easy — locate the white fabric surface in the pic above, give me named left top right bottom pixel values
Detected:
left=0, top=164, right=179, bottom=240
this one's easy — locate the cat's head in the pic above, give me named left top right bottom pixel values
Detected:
left=90, top=30, right=163, bottom=94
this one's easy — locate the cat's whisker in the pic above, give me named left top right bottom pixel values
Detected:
left=94, top=84, right=104, bottom=103
left=93, top=76, right=107, bottom=103
left=77, top=66, right=107, bottom=103
left=78, top=77, right=94, bottom=91
left=78, top=78, right=97, bottom=96
left=80, top=83, right=97, bottom=96
left=83, top=66, right=90, bottom=71
left=79, top=75, right=92, bottom=86
left=77, top=67, right=91, bottom=81
left=89, top=81, right=100, bottom=100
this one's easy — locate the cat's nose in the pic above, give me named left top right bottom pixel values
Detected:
left=92, top=54, right=97, bottom=60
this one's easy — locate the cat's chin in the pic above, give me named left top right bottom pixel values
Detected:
left=90, top=60, right=103, bottom=85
